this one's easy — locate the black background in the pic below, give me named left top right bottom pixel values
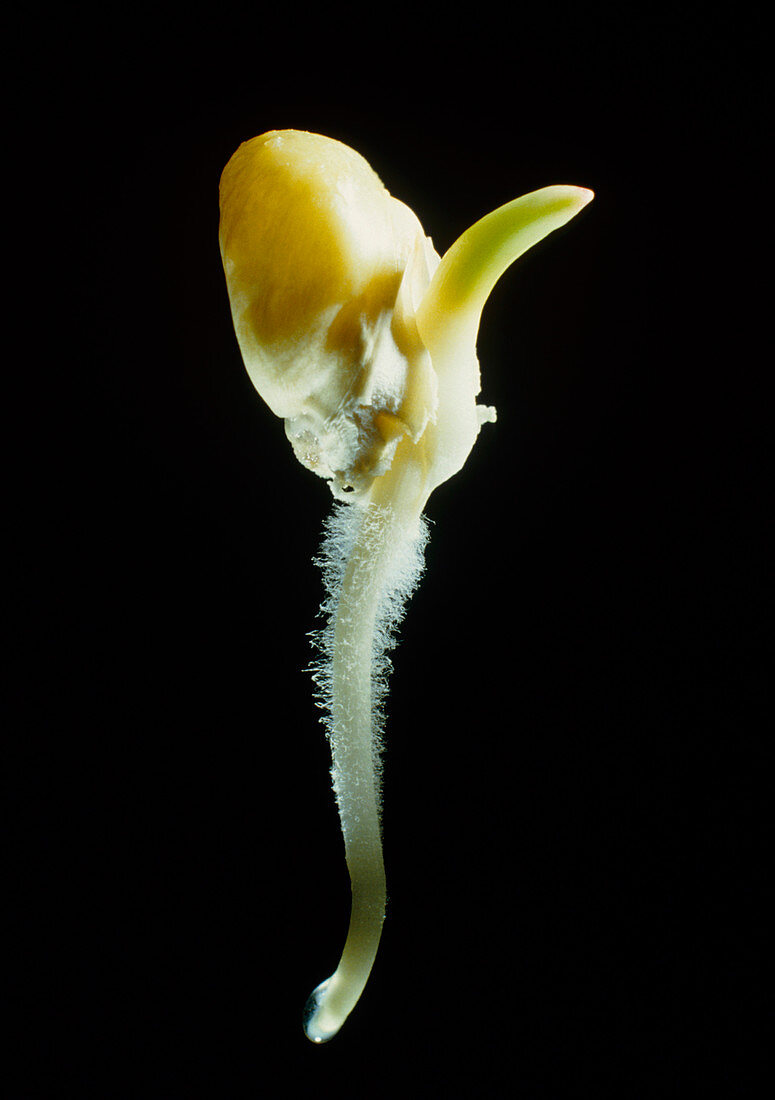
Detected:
left=9, top=3, right=766, bottom=1095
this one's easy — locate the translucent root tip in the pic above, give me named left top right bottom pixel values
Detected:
left=303, top=977, right=343, bottom=1043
